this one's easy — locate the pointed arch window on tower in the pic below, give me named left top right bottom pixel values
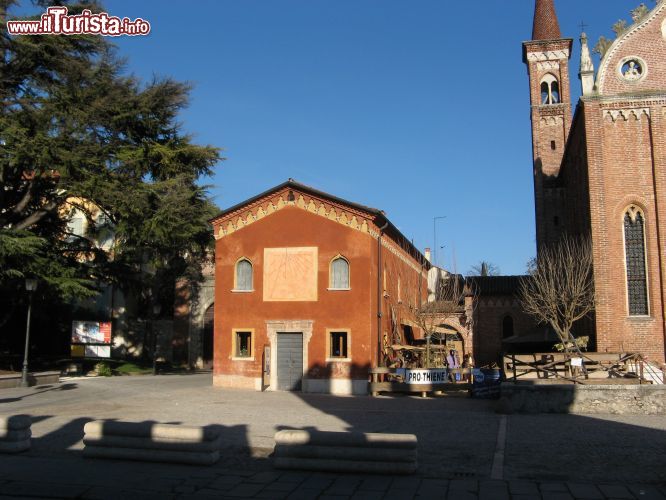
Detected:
left=540, top=74, right=560, bottom=105
left=624, top=207, right=648, bottom=316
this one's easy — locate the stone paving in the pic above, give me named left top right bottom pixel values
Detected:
left=0, top=455, right=664, bottom=499
left=0, top=374, right=663, bottom=499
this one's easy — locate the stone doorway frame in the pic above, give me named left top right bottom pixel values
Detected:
left=266, top=320, right=313, bottom=391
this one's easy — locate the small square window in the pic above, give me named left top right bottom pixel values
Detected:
left=329, top=331, right=348, bottom=359
left=235, top=331, right=252, bottom=358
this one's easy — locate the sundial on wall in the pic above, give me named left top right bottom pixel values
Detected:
left=263, top=247, right=318, bottom=302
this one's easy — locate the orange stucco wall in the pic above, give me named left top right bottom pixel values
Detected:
left=215, top=206, right=375, bottom=385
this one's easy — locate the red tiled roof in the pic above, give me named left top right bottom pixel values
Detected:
left=532, top=0, right=562, bottom=40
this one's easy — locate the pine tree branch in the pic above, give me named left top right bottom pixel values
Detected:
left=9, top=179, right=35, bottom=217
left=12, top=199, right=59, bottom=230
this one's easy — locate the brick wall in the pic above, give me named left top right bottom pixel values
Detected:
left=473, top=295, right=537, bottom=367
left=525, top=4, right=666, bottom=363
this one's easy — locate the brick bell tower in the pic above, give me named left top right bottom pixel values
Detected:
left=523, top=0, right=573, bottom=252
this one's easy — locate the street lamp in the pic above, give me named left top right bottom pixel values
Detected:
left=21, top=278, right=38, bottom=387
left=433, top=216, right=446, bottom=267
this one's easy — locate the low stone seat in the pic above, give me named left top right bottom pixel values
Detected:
left=273, top=429, right=418, bottom=474
left=83, top=421, right=221, bottom=465
left=0, top=415, right=32, bottom=453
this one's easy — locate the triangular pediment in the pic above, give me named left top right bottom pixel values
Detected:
left=211, top=182, right=377, bottom=240
left=596, top=3, right=666, bottom=96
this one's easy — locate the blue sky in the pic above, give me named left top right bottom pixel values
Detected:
left=11, top=1, right=647, bottom=274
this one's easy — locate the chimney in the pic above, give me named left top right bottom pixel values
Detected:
left=424, top=248, right=431, bottom=262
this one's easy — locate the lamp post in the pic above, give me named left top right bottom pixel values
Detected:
left=152, top=302, right=162, bottom=376
left=433, top=216, right=446, bottom=267
left=21, top=278, right=38, bottom=387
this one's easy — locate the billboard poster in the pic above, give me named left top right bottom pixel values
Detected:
left=71, top=321, right=112, bottom=344
left=71, top=321, right=112, bottom=358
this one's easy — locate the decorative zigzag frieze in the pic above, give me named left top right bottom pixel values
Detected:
left=536, top=61, right=560, bottom=71
left=603, top=107, right=650, bottom=122
left=215, top=193, right=372, bottom=241
left=526, top=49, right=570, bottom=62
left=539, top=115, right=564, bottom=126
left=380, top=237, right=428, bottom=276
left=214, top=189, right=426, bottom=276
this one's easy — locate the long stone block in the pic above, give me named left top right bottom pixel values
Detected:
left=274, top=443, right=416, bottom=462
left=0, top=429, right=31, bottom=441
left=0, top=439, right=30, bottom=454
left=83, top=434, right=221, bottom=452
left=83, top=421, right=220, bottom=442
left=83, top=445, right=219, bottom=465
left=0, top=415, right=31, bottom=431
left=274, top=456, right=417, bottom=475
left=274, top=430, right=417, bottom=449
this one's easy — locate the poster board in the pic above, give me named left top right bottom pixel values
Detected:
left=71, top=321, right=112, bottom=358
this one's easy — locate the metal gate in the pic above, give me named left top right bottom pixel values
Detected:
left=277, top=333, right=303, bottom=391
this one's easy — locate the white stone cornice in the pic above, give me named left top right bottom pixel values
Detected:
left=527, top=49, right=570, bottom=62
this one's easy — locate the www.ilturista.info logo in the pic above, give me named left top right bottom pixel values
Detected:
left=6, top=6, right=151, bottom=36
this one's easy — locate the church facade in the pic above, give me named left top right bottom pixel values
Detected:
left=209, top=180, right=429, bottom=394
left=526, top=0, right=666, bottom=362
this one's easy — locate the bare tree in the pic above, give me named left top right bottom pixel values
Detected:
left=467, top=261, right=501, bottom=277
left=519, top=236, right=594, bottom=354
left=415, top=274, right=477, bottom=368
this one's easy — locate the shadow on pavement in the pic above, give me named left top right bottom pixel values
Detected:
left=0, top=383, right=78, bottom=405
left=283, top=362, right=666, bottom=484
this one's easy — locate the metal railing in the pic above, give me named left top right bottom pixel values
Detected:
left=503, top=352, right=664, bottom=384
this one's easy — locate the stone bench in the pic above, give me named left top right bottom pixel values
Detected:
left=0, top=415, right=31, bottom=453
left=83, top=421, right=220, bottom=465
left=273, top=429, right=418, bottom=474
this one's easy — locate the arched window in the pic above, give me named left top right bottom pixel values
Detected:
left=541, top=82, right=550, bottom=104
left=540, top=74, right=560, bottom=105
left=624, top=207, right=648, bottom=315
left=502, top=315, right=514, bottom=339
left=330, top=256, right=350, bottom=289
left=235, top=258, right=253, bottom=291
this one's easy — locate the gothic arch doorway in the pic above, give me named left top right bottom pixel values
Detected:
left=203, top=303, right=214, bottom=369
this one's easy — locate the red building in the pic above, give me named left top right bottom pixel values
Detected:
left=210, top=180, right=429, bottom=394
left=525, top=0, right=666, bottom=362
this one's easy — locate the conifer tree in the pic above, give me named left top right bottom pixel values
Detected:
left=0, top=1, right=221, bottom=327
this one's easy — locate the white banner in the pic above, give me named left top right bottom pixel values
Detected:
left=403, top=369, right=449, bottom=385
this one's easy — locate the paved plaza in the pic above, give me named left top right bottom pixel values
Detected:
left=0, top=374, right=664, bottom=499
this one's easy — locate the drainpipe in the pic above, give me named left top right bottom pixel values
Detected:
left=648, top=115, right=666, bottom=364
left=377, top=220, right=389, bottom=368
